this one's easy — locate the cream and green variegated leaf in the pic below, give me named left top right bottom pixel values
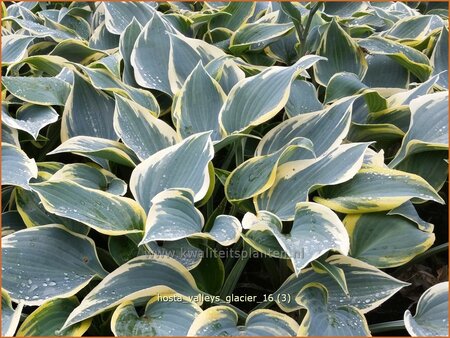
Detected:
left=204, top=56, right=245, bottom=95
left=50, top=40, right=107, bottom=65
left=173, top=62, right=226, bottom=142
left=89, top=53, right=122, bottom=78
left=140, top=189, right=241, bottom=246
left=114, top=95, right=177, bottom=161
left=130, top=132, right=214, bottom=213
left=131, top=12, right=178, bottom=96
left=119, top=19, right=142, bottom=87
left=389, top=91, right=448, bottom=168
left=256, top=143, right=369, bottom=220
left=2, top=143, right=38, bottom=190
left=62, top=255, right=202, bottom=329
left=30, top=180, right=145, bottom=235
left=226, top=137, right=314, bottom=202
left=2, top=76, right=71, bottom=106
left=324, top=72, right=387, bottom=113
left=315, top=165, right=444, bottom=213
left=388, top=201, right=434, bottom=232
left=188, top=307, right=299, bottom=336
left=344, top=212, right=435, bottom=268
left=384, top=15, right=443, bottom=41
left=296, top=283, right=370, bottom=336
left=431, top=27, right=448, bottom=88
left=89, top=22, right=120, bottom=51
left=404, top=282, right=448, bottom=336
left=1, top=34, right=34, bottom=64
left=363, top=54, right=410, bottom=89
left=2, top=104, right=58, bottom=139
left=111, top=296, right=202, bottom=336
left=256, top=97, right=355, bottom=158
left=2, top=123, right=20, bottom=147
left=48, top=136, right=139, bottom=167
left=146, top=239, right=203, bottom=271
left=1, top=211, right=26, bottom=237
left=16, top=297, right=91, bottom=336
left=242, top=202, right=349, bottom=275
left=208, top=2, right=256, bottom=31
left=61, top=71, right=117, bottom=142
left=285, top=80, right=323, bottom=117
left=358, top=36, right=432, bottom=81
left=311, top=258, right=349, bottom=296
left=1, top=290, right=23, bottom=337
left=79, top=66, right=160, bottom=113
left=2, top=225, right=107, bottom=306
left=314, top=19, right=368, bottom=86
left=229, top=20, right=294, bottom=55
left=274, top=255, right=409, bottom=313
left=219, top=55, right=324, bottom=135
left=103, top=1, right=155, bottom=35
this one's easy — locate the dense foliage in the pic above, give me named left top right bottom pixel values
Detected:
left=1, top=1, right=449, bottom=336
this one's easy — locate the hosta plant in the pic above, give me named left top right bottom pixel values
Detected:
left=1, top=1, right=449, bottom=337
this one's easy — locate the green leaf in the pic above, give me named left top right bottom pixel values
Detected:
left=243, top=202, right=349, bottom=275
left=285, top=79, right=323, bottom=117
left=49, top=136, right=139, bottom=167
left=256, top=143, right=369, bottom=220
left=219, top=55, right=324, bottom=135
left=61, top=71, right=117, bottom=142
left=311, top=258, right=349, bottom=296
left=119, top=19, right=142, bottom=87
left=173, top=62, right=226, bottom=141
left=1, top=143, right=38, bottom=190
left=431, top=27, right=448, bottom=88
left=314, top=19, right=368, bottom=86
left=130, top=132, right=214, bottom=213
left=1, top=290, right=23, bottom=337
left=363, top=54, right=410, bottom=89
left=50, top=39, right=107, bottom=65
left=384, top=15, right=443, bottom=41
left=114, top=95, right=177, bottom=161
left=2, top=104, right=58, bottom=139
left=404, top=282, right=448, bottom=336
left=2, top=35, right=34, bottom=64
left=209, top=2, right=256, bottom=31
left=344, top=212, right=435, bottom=268
left=17, top=297, right=91, bottom=336
left=191, top=246, right=225, bottom=295
left=315, top=165, right=445, bottom=213
left=62, top=255, right=202, bottom=329
left=296, top=283, right=370, bottom=336
left=140, top=188, right=241, bottom=246
left=2, top=225, right=107, bottom=306
left=30, top=180, right=145, bottom=235
left=2, top=76, right=70, bottom=106
left=111, top=296, right=202, bottom=336
left=188, top=307, right=299, bottom=336
left=274, top=255, right=409, bottom=313
left=103, top=1, right=155, bottom=35
left=388, top=201, right=434, bottom=232
left=358, top=36, right=432, bottom=81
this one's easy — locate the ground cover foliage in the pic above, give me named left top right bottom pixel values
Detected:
left=1, top=1, right=449, bottom=336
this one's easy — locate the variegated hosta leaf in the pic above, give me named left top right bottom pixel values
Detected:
left=62, top=255, right=202, bottom=329
left=1, top=290, right=23, bottom=337
left=431, top=26, right=448, bottom=88
left=344, top=212, right=435, bottom=268
left=285, top=79, right=323, bottom=117
left=2, top=225, right=107, bottom=306
left=61, top=70, right=117, bottom=142
left=103, top=1, right=155, bottom=35
left=119, top=19, right=142, bottom=86
left=242, top=202, right=349, bottom=275
left=315, top=165, right=444, bottom=213
left=314, top=19, right=368, bottom=86
left=111, top=296, right=202, bottom=336
left=48, top=136, right=139, bottom=167
left=2, top=104, right=58, bottom=140
left=384, top=14, right=443, bottom=41
left=358, top=36, right=432, bottom=81
left=2, top=76, right=71, bottom=106
left=2, top=143, right=38, bottom=190
left=1, top=211, right=26, bottom=237
left=256, top=96, right=356, bottom=158
left=140, top=189, right=241, bottom=246
left=16, top=297, right=91, bottom=336
left=2, top=35, right=34, bottom=64
left=274, top=255, right=409, bottom=313
left=114, top=95, right=177, bottom=161
left=204, top=56, right=245, bottom=95
left=219, top=55, right=324, bottom=135
left=226, top=137, right=314, bottom=202
left=131, top=11, right=178, bottom=96
left=388, top=200, right=434, bottom=232
left=187, top=307, right=299, bottom=336
left=173, top=62, right=226, bottom=142
left=30, top=180, right=145, bottom=235
left=130, top=132, right=214, bottom=213
left=296, top=283, right=370, bottom=336
left=146, top=239, right=204, bottom=271
left=255, top=142, right=369, bottom=220
left=404, top=282, right=449, bottom=336
left=363, top=54, right=410, bottom=89
left=390, top=91, right=448, bottom=169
